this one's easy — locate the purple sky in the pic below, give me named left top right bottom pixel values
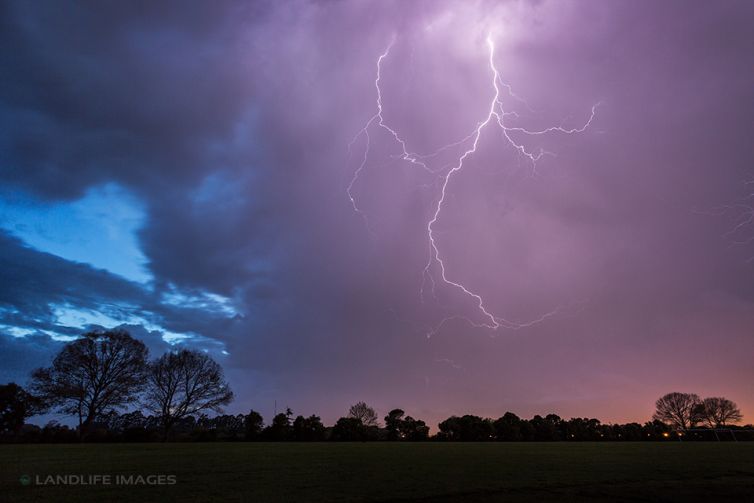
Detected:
left=1, top=0, right=753, bottom=428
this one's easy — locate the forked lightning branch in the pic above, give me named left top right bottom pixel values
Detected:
left=348, top=34, right=598, bottom=336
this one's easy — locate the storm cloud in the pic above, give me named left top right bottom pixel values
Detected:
left=1, top=0, right=753, bottom=427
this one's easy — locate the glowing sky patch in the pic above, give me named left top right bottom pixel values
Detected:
left=0, top=325, right=35, bottom=338
left=0, top=184, right=150, bottom=283
left=52, top=304, right=125, bottom=330
left=161, top=331, right=191, bottom=345
left=161, top=286, right=238, bottom=317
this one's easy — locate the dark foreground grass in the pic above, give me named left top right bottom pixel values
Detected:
left=1, top=442, right=753, bottom=502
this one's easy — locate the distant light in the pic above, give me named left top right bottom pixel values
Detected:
left=663, top=432, right=670, bottom=438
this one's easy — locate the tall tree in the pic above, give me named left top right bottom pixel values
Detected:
left=699, top=397, right=742, bottom=428
left=30, top=330, right=148, bottom=435
left=244, top=410, right=264, bottom=440
left=348, top=401, right=378, bottom=427
left=144, top=349, right=233, bottom=440
left=652, top=392, right=701, bottom=430
left=385, top=409, right=405, bottom=440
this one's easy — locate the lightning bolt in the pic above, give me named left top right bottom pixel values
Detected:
left=722, top=179, right=754, bottom=251
left=349, top=34, right=598, bottom=336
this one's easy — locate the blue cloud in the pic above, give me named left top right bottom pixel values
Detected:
left=0, top=183, right=150, bottom=283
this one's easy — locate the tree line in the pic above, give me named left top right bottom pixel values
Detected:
left=0, top=330, right=750, bottom=442
left=14, top=330, right=233, bottom=441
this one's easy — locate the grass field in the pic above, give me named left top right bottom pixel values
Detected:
left=1, top=443, right=753, bottom=502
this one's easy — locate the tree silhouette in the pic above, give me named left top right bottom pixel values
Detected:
left=244, top=410, right=264, bottom=440
left=292, top=415, right=325, bottom=441
left=384, top=409, right=405, bottom=440
left=493, top=412, right=523, bottom=441
left=652, top=392, right=701, bottom=430
left=144, top=349, right=233, bottom=440
left=0, top=383, right=42, bottom=434
left=197, top=413, right=245, bottom=440
left=438, top=415, right=494, bottom=441
left=384, top=409, right=429, bottom=440
left=30, top=330, right=148, bottom=436
left=562, top=417, right=602, bottom=441
left=530, top=414, right=563, bottom=441
left=399, top=415, right=429, bottom=440
left=348, top=401, right=378, bottom=427
left=264, top=412, right=292, bottom=440
left=332, top=417, right=368, bottom=441
left=698, top=397, right=742, bottom=427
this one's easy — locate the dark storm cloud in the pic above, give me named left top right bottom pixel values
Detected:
left=0, top=333, right=63, bottom=384
left=0, top=0, right=285, bottom=296
left=0, top=0, right=265, bottom=198
left=1, top=0, right=753, bottom=426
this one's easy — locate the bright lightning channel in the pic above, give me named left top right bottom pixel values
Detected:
left=349, top=34, right=598, bottom=337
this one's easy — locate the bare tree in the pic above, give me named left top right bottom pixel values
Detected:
left=699, top=397, right=742, bottom=428
left=652, top=392, right=701, bottom=430
left=30, top=330, right=148, bottom=435
left=348, top=401, right=378, bottom=427
left=145, top=349, right=233, bottom=440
